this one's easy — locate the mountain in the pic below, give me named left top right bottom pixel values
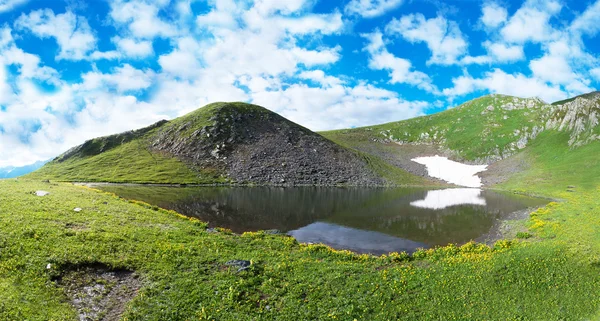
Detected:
left=29, top=92, right=600, bottom=191
left=322, top=91, right=600, bottom=194
left=28, top=102, right=431, bottom=186
left=0, top=160, right=49, bottom=178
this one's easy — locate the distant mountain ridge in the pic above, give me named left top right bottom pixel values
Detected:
left=0, top=160, right=49, bottom=178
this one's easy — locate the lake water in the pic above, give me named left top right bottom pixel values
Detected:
left=94, top=185, right=548, bottom=255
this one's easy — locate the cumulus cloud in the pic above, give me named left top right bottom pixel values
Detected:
left=386, top=14, right=468, bottom=65
left=591, top=68, right=600, bottom=81
left=113, top=36, right=154, bottom=58
left=345, top=0, right=404, bottom=18
left=108, top=0, right=178, bottom=39
left=0, top=0, right=28, bottom=13
left=80, top=65, right=155, bottom=93
left=362, top=32, right=438, bottom=94
left=251, top=81, right=428, bottom=130
left=500, top=0, right=561, bottom=44
left=14, top=9, right=96, bottom=60
left=480, top=2, right=507, bottom=28
left=462, top=41, right=524, bottom=64
left=570, top=0, right=600, bottom=37
left=443, top=69, right=566, bottom=103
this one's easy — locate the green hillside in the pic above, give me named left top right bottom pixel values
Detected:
left=322, top=94, right=551, bottom=162
left=322, top=92, right=600, bottom=194
left=28, top=102, right=431, bottom=186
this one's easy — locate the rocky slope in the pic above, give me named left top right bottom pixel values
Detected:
left=323, top=91, right=600, bottom=186
left=30, top=102, right=428, bottom=186
left=149, top=102, right=384, bottom=185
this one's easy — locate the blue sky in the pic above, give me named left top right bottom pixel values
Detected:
left=0, top=0, right=599, bottom=167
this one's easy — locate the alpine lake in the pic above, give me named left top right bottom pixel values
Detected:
left=92, top=185, right=548, bottom=255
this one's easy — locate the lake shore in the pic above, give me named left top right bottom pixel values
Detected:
left=2, top=179, right=600, bottom=319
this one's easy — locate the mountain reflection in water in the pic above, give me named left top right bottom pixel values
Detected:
left=95, top=185, right=548, bottom=254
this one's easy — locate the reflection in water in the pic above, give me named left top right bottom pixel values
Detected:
left=289, top=222, right=429, bottom=255
left=410, top=188, right=486, bottom=210
left=96, top=185, right=548, bottom=254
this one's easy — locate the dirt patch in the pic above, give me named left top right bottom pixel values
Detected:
left=481, top=151, right=531, bottom=186
left=65, top=222, right=89, bottom=231
left=55, top=264, right=141, bottom=321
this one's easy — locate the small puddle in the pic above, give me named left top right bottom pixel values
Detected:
left=55, top=264, right=141, bottom=321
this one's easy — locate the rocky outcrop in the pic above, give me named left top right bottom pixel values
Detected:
left=545, top=95, right=600, bottom=147
left=149, top=103, right=385, bottom=185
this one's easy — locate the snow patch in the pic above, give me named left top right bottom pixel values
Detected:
left=412, top=155, right=487, bottom=188
left=410, top=188, right=486, bottom=210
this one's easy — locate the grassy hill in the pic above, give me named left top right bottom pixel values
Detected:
left=322, top=92, right=600, bottom=194
left=28, top=102, right=432, bottom=186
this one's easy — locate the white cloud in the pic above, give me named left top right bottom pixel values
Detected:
left=0, top=0, right=28, bottom=13
left=363, top=32, right=438, bottom=93
left=443, top=69, right=566, bottom=103
left=500, top=0, right=561, bottom=44
left=113, top=36, right=154, bottom=58
left=0, top=64, right=13, bottom=105
left=481, top=2, right=507, bottom=28
left=270, top=13, right=343, bottom=35
left=386, top=14, right=468, bottom=65
left=80, top=64, right=155, bottom=93
left=158, top=37, right=201, bottom=78
left=569, top=0, right=600, bottom=37
left=252, top=0, right=307, bottom=16
left=461, top=41, right=525, bottom=65
left=108, top=0, right=178, bottom=39
left=14, top=9, right=96, bottom=60
left=251, top=81, right=428, bottom=130
left=299, top=70, right=343, bottom=87
left=591, top=68, right=600, bottom=81
left=345, top=0, right=404, bottom=18
left=485, top=41, right=524, bottom=62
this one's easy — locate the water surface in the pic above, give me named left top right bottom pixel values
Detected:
left=95, top=185, right=547, bottom=255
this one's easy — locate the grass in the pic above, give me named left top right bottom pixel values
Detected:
left=27, top=138, right=226, bottom=184
left=2, top=179, right=600, bottom=320
left=322, top=95, right=551, bottom=161
left=497, top=130, right=600, bottom=197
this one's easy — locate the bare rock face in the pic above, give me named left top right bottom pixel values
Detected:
left=545, top=95, right=600, bottom=147
left=151, top=103, right=384, bottom=185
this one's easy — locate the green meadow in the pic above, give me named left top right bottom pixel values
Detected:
left=1, top=178, right=600, bottom=320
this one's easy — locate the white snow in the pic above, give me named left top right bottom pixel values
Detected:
left=412, top=155, right=488, bottom=188
left=410, top=188, right=486, bottom=210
